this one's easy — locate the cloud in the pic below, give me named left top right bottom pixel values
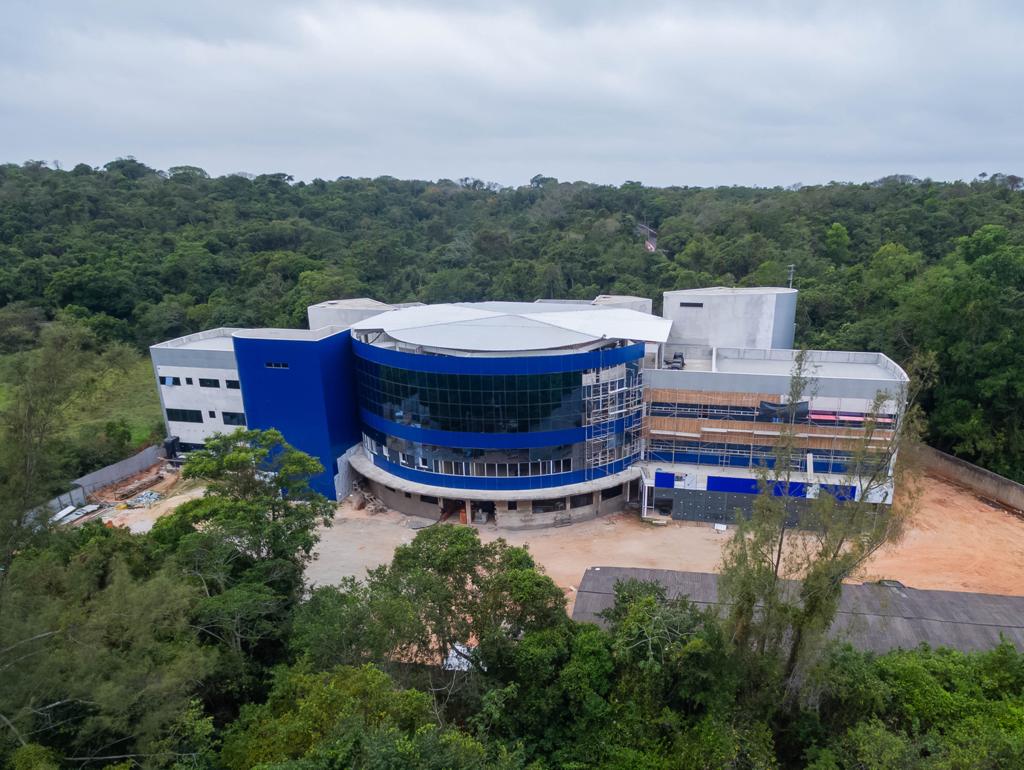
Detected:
left=0, top=0, right=1021, bottom=185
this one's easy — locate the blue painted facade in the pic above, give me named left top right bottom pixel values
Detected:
left=352, top=341, right=645, bottom=493
left=706, top=476, right=808, bottom=497
left=233, top=331, right=361, bottom=499
left=360, top=409, right=641, bottom=450
left=352, top=338, right=645, bottom=374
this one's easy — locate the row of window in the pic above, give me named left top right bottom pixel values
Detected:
left=166, top=408, right=246, bottom=426
left=364, top=434, right=578, bottom=476
left=362, top=426, right=584, bottom=464
left=159, top=376, right=240, bottom=389
left=645, top=439, right=885, bottom=475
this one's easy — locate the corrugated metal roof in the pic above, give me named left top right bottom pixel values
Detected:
left=351, top=302, right=672, bottom=352
left=572, top=567, right=1024, bottom=653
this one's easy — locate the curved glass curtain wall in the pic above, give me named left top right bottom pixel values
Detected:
left=353, top=346, right=644, bottom=489
left=355, top=361, right=586, bottom=433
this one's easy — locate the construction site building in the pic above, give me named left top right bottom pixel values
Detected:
left=149, top=287, right=908, bottom=529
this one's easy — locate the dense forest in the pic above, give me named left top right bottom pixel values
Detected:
left=2, top=429, right=1023, bottom=769
left=1, top=160, right=1023, bottom=485
left=2, top=160, right=1024, bottom=767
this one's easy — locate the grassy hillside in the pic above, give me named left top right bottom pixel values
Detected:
left=66, top=356, right=162, bottom=447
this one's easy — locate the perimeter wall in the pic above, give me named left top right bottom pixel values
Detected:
left=916, top=445, right=1024, bottom=512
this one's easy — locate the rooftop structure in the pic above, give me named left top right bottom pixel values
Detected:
left=306, top=297, right=409, bottom=331
left=572, top=567, right=1024, bottom=653
left=150, top=327, right=243, bottom=355
left=350, top=301, right=671, bottom=354
left=664, top=286, right=797, bottom=350
left=648, top=347, right=907, bottom=401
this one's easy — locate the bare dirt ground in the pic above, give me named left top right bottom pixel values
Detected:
left=99, top=471, right=206, bottom=533
left=308, top=474, right=1024, bottom=609
left=109, top=471, right=1024, bottom=607
left=862, top=475, right=1024, bottom=595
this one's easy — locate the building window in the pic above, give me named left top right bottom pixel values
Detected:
left=159, top=376, right=181, bottom=386
left=265, top=362, right=289, bottom=369
left=570, top=493, right=594, bottom=509
left=199, top=378, right=220, bottom=388
left=166, top=408, right=202, bottom=423
left=679, top=301, right=704, bottom=308
left=532, top=498, right=566, bottom=513
left=506, top=500, right=518, bottom=510
left=208, top=410, right=216, bottom=418
left=420, top=495, right=439, bottom=505
left=226, top=379, right=241, bottom=389
left=222, top=412, right=246, bottom=426
left=185, top=377, right=193, bottom=385
left=601, top=484, right=623, bottom=501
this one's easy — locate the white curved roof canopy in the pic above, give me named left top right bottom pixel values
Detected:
left=350, top=301, right=672, bottom=353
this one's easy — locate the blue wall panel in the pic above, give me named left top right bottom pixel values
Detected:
left=361, top=408, right=640, bottom=449
left=352, top=339, right=644, bottom=375
left=706, top=476, right=760, bottom=495
left=706, top=476, right=807, bottom=497
left=820, top=483, right=857, bottom=501
left=234, top=331, right=360, bottom=500
left=654, top=471, right=675, bottom=489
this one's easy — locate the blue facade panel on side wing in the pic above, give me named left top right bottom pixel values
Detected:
left=820, top=483, right=857, bottom=501
left=706, top=476, right=807, bottom=497
left=360, top=408, right=640, bottom=449
left=370, top=453, right=638, bottom=491
left=233, top=331, right=360, bottom=500
left=706, top=476, right=760, bottom=495
left=352, top=338, right=645, bottom=374
left=654, top=471, right=675, bottom=489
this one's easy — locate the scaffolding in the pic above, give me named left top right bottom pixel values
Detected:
left=582, top=363, right=644, bottom=478
left=643, top=388, right=896, bottom=472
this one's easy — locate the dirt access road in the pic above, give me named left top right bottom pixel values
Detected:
left=308, top=474, right=1024, bottom=606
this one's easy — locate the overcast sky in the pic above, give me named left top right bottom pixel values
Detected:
left=2, top=1, right=1022, bottom=187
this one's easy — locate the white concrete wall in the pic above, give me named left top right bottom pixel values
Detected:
left=663, top=289, right=797, bottom=350
left=153, top=363, right=246, bottom=445
left=364, top=480, right=629, bottom=530
left=307, top=304, right=392, bottom=331
left=592, top=295, right=654, bottom=314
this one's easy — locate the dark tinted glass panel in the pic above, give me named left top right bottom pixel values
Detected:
left=166, top=408, right=203, bottom=423
left=600, top=484, right=623, bottom=501
left=354, top=358, right=588, bottom=433
left=532, top=498, right=566, bottom=513
left=222, top=411, right=246, bottom=426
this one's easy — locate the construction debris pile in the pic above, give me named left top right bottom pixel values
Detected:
left=115, top=472, right=165, bottom=500
left=125, top=490, right=163, bottom=508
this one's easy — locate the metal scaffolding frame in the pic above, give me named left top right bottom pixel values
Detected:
left=582, top=363, right=644, bottom=479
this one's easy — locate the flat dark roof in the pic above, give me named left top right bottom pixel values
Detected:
left=572, top=567, right=1024, bottom=654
